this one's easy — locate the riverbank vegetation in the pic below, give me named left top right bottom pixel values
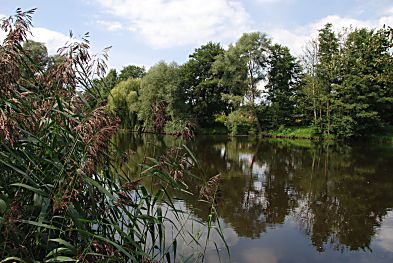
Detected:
left=0, top=9, right=225, bottom=262
left=104, top=24, right=393, bottom=139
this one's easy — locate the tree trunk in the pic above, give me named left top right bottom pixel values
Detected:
left=249, top=71, right=262, bottom=135
left=326, top=100, right=330, bottom=135
left=253, top=105, right=262, bottom=134
left=312, top=82, right=317, bottom=126
left=319, top=107, right=323, bottom=130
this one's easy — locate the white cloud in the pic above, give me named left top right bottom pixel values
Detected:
left=29, top=27, right=70, bottom=54
left=255, top=0, right=282, bottom=3
left=93, top=0, right=393, bottom=55
left=385, top=6, right=393, bottom=15
left=267, top=12, right=393, bottom=56
left=96, top=20, right=125, bottom=31
left=94, top=0, right=251, bottom=48
left=376, top=211, right=393, bottom=253
left=242, top=248, right=277, bottom=263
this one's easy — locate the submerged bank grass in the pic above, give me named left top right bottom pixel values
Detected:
left=265, top=125, right=393, bottom=143
left=0, top=9, right=225, bottom=262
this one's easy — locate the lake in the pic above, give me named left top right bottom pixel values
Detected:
left=114, top=131, right=393, bottom=263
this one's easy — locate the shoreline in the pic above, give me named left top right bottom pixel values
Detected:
left=117, top=126, right=393, bottom=143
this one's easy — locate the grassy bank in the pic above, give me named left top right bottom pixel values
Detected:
left=195, top=124, right=393, bottom=143
left=137, top=124, right=393, bottom=144
left=263, top=127, right=335, bottom=140
left=265, top=126, right=393, bottom=142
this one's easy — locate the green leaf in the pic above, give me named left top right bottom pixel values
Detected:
left=45, top=256, right=75, bottom=262
left=11, top=183, right=48, bottom=197
left=46, top=247, right=72, bottom=258
left=0, top=257, right=27, bottom=263
left=0, top=199, right=7, bottom=215
left=78, top=230, right=137, bottom=261
left=0, top=158, right=29, bottom=178
left=33, top=193, right=43, bottom=207
left=84, top=176, right=116, bottom=201
left=183, top=144, right=198, bottom=165
left=49, top=239, right=76, bottom=253
left=21, top=220, right=59, bottom=230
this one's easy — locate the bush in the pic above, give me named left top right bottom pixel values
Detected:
left=164, top=119, right=195, bottom=138
left=226, top=110, right=255, bottom=135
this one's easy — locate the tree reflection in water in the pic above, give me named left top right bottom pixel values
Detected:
left=113, top=132, right=393, bottom=254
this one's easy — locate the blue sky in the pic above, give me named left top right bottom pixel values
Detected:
left=1, top=0, right=393, bottom=70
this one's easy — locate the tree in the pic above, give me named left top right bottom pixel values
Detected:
left=331, top=28, right=393, bottom=137
left=108, top=78, right=141, bottom=129
left=103, top=69, right=119, bottom=90
left=178, top=42, right=225, bottom=126
left=299, top=39, right=324, bottom=127
left=119, top=65, right=146, bottom=81
left=236, top=32, right=272, bottom=133
left=316, top=23, right=340, bottom=135
left=22, top=40, right=49, bottom=72
left=213, top=32, right=272, bottom=134
left=138, top=61, right=185, bottom=133
left=265, top=44, right=302, bottom=127
left=90, top=68, right=118, bottom=102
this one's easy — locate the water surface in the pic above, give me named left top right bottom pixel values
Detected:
left=114, top=132, right=393, bottom=262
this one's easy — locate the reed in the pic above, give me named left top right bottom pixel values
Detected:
left=0, top=9, right=225, bottom=262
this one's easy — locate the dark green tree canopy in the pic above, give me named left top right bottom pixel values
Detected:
left=119, top=65, right=146, bottom=81
left=179, top=42, right=225, bottom=126
left=22, top=40, right=49, bottom=72
left=265, top=44, right=302, bottom=127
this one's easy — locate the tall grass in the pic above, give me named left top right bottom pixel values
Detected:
left=0, top=9, right=225, bottom=262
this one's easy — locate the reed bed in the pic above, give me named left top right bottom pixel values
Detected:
left=0, top=9, right=226, bottom=262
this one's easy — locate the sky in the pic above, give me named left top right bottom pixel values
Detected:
left=1, top=0, right=393, bottom=70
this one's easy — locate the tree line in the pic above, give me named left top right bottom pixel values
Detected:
left=94, top=24, right=393, bottom=138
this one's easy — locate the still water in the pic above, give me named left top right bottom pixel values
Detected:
left=114, top=131, right=393, bottom=263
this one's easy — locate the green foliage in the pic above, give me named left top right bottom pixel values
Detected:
left=179, top=42, right=226, bottom=126
left=108, top=78, right=141, bottom=128
left=164, top=119, right=193, bottom=136
left=91, top=64, right=145, bottom=104
left=90, top=68, right=119, bottom=102
left=266, top=126, right=321, bottom=139
left=100, top=23, right=393, bottom=140
left=330, top=28, right=393, bottom=137
left=119, top=64, right=146, bottom=81
left=214, top=32, right=271, bottom=133
left=138, top=61, right=190, bottom=133
left=22, top=40, right=49, bottom=71
left=214, top=113, right=227, bottom=124
left=297, top=24, right=393, bottom=138
left=226, top=109, right=255, bottom=135
left=266, top=44, right=302, bottom=127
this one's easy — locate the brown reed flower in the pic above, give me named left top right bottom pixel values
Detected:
left=75, top=106, right=120, bottom=174
left=200, top=174, right=221, bottom=202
